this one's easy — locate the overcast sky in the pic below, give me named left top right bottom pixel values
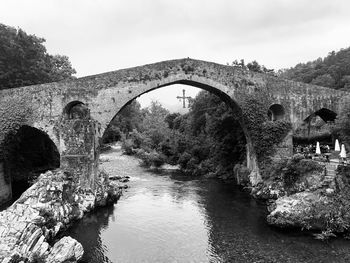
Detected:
left=2, top=0, right=350, bottom=111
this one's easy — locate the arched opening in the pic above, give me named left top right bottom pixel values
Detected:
left=293, top=108, right=337, bottom=151
left=63, top=101, right=90, bottom=120
left=267, top=104, right=285, bottom=121
left=309, top=108, right=337, bottom=123
left=3, top=125, right=60, bottom=200
left=101, top=82, right=253, bottom=183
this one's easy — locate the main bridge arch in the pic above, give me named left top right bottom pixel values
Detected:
left=90, top=75, right=246, bottom=134
left=91, top=77, right=260, bottom=185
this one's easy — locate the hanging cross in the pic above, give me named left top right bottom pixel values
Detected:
left=176, top=89, right=192, bottom=108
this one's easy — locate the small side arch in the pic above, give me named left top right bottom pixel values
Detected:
left=268, top=104, right=285, bottom=121
left=304, top=108, right=337, bottom=123
left=63, top=101, right=90, bottom=120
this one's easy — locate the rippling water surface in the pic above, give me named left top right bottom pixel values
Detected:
left=66, top=145, right=350, bottom=263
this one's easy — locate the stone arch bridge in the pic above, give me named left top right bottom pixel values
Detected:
left=0, top=58, right=348, bottom=204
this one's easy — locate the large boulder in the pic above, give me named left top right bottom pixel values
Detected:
left=267, top=191, right=330, bottom=230
left=46, top=236, right=83, bottom=263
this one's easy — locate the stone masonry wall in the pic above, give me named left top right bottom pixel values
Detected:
left=58, top=119, right=100, bottom=189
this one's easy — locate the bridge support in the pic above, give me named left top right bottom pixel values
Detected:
left=57, top=119, right=101, bottom=189
left=273, top=131, right=293, bottom=159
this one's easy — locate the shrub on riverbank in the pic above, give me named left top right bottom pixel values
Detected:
left=135, top=149, right=166, bottom=168
left=122, top=138, right=136, bottom=155
left=264, top=154, right=324, bottom=194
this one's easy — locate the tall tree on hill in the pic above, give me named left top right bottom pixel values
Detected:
left=0, top=23, right=76, bottom=90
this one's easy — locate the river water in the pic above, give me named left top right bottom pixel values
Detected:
left=66, top=145, right=350, bottom=263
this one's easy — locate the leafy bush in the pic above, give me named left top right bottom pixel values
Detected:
left=121, top=139, right=135, bottom=155
left=178, top=152, right=192, bottom=169
left=151, top=152, right=166, bottom=168
left=136, top=150, right=165, bottom=168
left=266, top=154, right=324, bottom=192
left=102, top=126, right=122, bottom=144
left=298, top=188, right=350, bottom=237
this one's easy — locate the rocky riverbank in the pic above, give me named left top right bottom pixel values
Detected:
left=0, top=169, right=127, bottom=263
left=265, top=168, right=350, bottom=237
left=246, top=156, right=350, bottom=239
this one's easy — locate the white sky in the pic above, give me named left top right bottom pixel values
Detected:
left=136, top=85, right=201, bottom=113
left=2, top=0, right=350, bottom=111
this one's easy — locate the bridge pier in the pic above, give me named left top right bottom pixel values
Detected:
left=273, top=131, right=294, bottom=159
left=57, top=119, right=101, bottom=189
left=246, top=142, right=261, bottom=185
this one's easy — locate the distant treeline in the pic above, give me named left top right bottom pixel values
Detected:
left=279, top=47, right=350, bottom=91
left=231, top=47, right=350, bottom=91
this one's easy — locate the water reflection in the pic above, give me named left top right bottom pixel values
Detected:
left=67, top=206, right=115, bottom=263
left=66, top=147, right=350, bottom=263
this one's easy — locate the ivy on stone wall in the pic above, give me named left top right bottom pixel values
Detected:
left=240, top=96, right=292, bottom=163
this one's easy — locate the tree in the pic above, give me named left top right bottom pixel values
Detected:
left=311, top=74, right=335, bottom=87
left=141, top=101, right=170, bottom=148
left=165, top=113, right=181, bottom=129
left=102, top=100, right=143, bottom=143
left=171, top=91, right=246, bottom=177
left=0, top=23, right=76, bottom=90
left=229, top=59, right=275, bottom=74
left=341, top=75, right=350, bottom=90
left=247, top=61, right=262, bottom=73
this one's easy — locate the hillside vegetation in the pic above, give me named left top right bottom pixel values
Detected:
left=279, top=47, right=350, bottom=91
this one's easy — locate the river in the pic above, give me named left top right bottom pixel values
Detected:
left=65, top=145, right=350, bottom=263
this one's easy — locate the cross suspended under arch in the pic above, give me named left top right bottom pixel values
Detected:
left=176, top=89, right=192, bottom=108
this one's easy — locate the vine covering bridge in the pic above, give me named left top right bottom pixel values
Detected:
left=0, top=58, right=349, bottom=204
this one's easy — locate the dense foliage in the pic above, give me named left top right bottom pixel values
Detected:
left=106, top=91, right=247, bottom=178
left=296, top=167, right=350, bottom=239
left=102, top=100, right=144, bottom=143
left=229, top=59, right=275, bottom=74
left=266, top=154, right=324, bottom=193
left=170, top=91, right=247, bottom=178
left=0, top=23, right=76, bottom=90
left=240, top=96, right=292, bottom=165
left=280, top=47, right=350, bottom=90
